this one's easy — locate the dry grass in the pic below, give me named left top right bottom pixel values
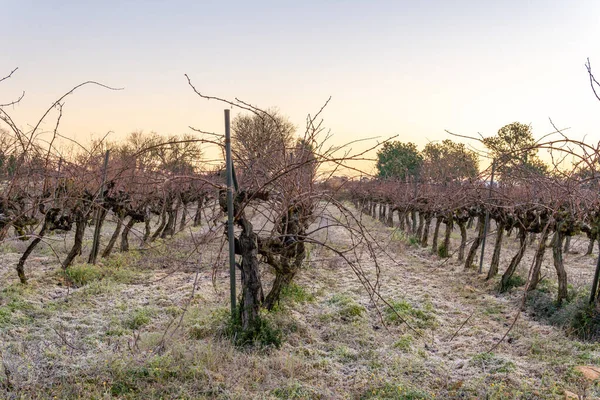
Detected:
left=0, top=205, right=599, bottom=399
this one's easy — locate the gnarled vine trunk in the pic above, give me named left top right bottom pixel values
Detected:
left=457, top=219, right=467, bottom=262
left=120, top=217, right=136, bottom=252
left=416, top=212, right=424, bottom=239
left=237, top=220, right=264, bottom=330
left=465, top=216, right=484, bottom=268
left=500, top=227, right=527, bottom=292
left=16, top=220, right=48, bottom=284
left=440, top=216, right=453, bottom=258
left=528, top=228, right=550, bottom=291
left=553, top=231, right=568, bottom=304
left=102, top=211, right=124, bottom=258
left=193, top=197, right=204, bottom=227
left=63, top=209, right=87, bottom=269
left=431, top=217, right=442, bottom=254
left=487, top=221, right=504, bottom=280
left=421, top=213, right=432, bottom=247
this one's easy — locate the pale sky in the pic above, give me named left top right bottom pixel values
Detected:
left=3, top=1, right=600, bottom=173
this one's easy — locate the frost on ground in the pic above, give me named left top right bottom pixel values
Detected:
left=0, top=203, right=599, bottom=399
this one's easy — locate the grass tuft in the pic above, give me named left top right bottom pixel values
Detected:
left=385, top=299, right=436, bottom=329
left=222, top=310, right=282, bottom=349
left=123, top=308, right=153, bottom=330
left=327, top=293, right=365, bottom=319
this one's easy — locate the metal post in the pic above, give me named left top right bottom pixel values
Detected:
left=89, top=150, right=110, bottom=265
left=54, top=157, right=62, bottom=207
left=478, top=160, right=495, bottom=273
left=590, top=252, right=600, bottom=304
left=225, top=109, right=236, bottom=314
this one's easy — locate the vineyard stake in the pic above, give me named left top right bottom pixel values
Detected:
left=53, top=157, right=62, bottom=207
left=89, top=150, right=110, bottom=265
left=478, top=159, right=495, bottom=273
left=590, top=252, right=600, bottom=304
left=225, top=109, right=236, bottom=315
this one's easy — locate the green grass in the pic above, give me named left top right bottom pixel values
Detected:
left=0, top=284, right=36, bottom=326
left=393, top=334, right=414, bottom=352
left=361, top=383, right=431, bottom=399
left=64, top=252, right=142, bottom=287
left=187, top=307, right=230, bottom=340
left=327, top=293, right=365, bottom=319
left=222, top=310, right=283, bottom=349
left=272, top=382, right=319, bottom=399
left=65, top=263, right=103, bottom=286
left=437, top=244, right=449, bottom=258
left=281, top=283, right=315, bottom=304
left=391, top=230, right=420, bottom=248
left=123, top=308, right=154, bottom=330
left=385, top=299, right=436, bottom=329
left=407, top=235, right=420, bottom=247
left=470, top=352, right=515, bottom=374
left=527, top=287, right=600, bottom=341
left=500, top=274, right=526, bottom=292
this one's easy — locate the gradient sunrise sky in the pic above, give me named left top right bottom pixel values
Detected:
left=3, top=1, right=600, bottom=171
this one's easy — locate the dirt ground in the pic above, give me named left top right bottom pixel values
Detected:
left=0, top=203, right=599, bottom=399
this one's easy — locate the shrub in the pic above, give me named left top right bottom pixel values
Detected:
left=500, top=274, right=526, bottom=292
left=437, top=244, right=448, bottom=258
left=527, top=287, right=600, bottom=340
left=570, top=302, right=600, bottom=341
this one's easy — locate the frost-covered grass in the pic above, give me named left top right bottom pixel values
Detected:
left=0, top=206, right=599, bottom=398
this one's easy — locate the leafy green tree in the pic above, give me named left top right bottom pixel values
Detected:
left=483, top=122, right=547, bottom=181
left=376, top=141, right=422, bottom=180
left=422, top=140, right=479, bottom=183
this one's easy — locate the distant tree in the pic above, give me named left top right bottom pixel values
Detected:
left=376, top=141, right=422, bottom=180
left=232, top=109, right=295, bottom=186
left=422, top=139, right=479, bottom=183
left=483, top=122, right=548, bottom=181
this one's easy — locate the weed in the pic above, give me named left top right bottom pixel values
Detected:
left=437, top=244, right=449, bottom=258
left=408, top=235, right=420, bottom=247
left=123, top=308, right=153, bottom=330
